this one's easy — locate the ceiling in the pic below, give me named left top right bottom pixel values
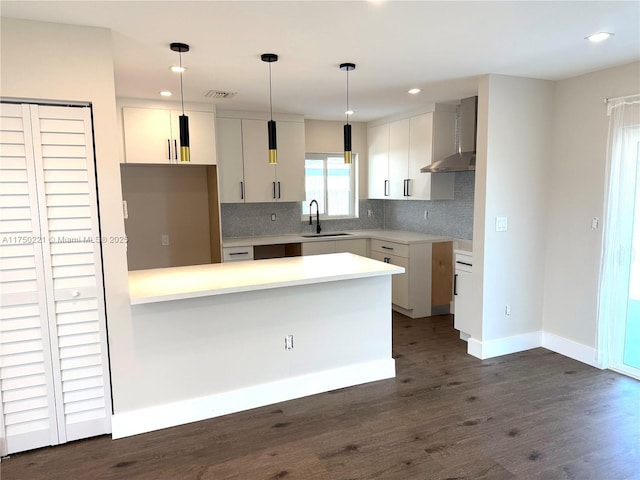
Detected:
left=1, top=1, right=638, bottom=121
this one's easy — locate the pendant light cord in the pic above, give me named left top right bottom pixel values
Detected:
left=179, top=50, right=185, bottom=115
left=345, top=68, right=350, bottom=125
left=269, top=62, right=273, bottom=121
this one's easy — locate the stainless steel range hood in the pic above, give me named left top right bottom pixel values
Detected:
left=421, top=96, right=477, bottom=173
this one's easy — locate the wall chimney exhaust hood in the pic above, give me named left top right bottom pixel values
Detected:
left=421, top=96, right=477, bottom=173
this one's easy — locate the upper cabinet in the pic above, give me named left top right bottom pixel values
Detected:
left=122, top=106, right=217, bottom=165
left=217, top=113, right=305, bottom=203
left=368, top=123, right=390, bottom=199
left=368, top=110, right=456, bottom=201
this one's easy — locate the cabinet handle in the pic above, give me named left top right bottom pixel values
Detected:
left=454, top=273, right=458, bottom=295
left=240, top=181, right=244, bottom=200
left=272, top=182, right=276, bottom=199
left=381, top=245, right=394, bottom=251
left=384, top=179, right=389, bottom=196
left=174, top=139, right=178, bottom=161
left=229, top=252, right=249, bottom=256
left=278, top=181, right=281, bottom=199
left=167, top=139, right=171, bottom=160
left=404, top=179, right=411, bottom=197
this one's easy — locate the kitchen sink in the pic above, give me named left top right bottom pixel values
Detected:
left=301, top=232, right=352, bottom=238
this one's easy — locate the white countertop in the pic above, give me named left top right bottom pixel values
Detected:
left=222, top=230, right=451, bottom=248
left=129, top=253, right=404, bottom=305
left=453, top=238, right=473, bottom=255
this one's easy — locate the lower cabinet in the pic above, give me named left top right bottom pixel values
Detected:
left=222, top=246, right=254, bottom=262
left=302, top=239, right=368, bottom=257
left=453, top=251, right=473, bottom=334
left=370, top=250, right=410, bottom=309
left=370, top=239, right=452, bottom=319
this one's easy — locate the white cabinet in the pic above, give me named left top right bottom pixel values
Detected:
left=216, top=118, right=245, bottom=202
left=222, top=245, right=254, bottom=262
left=368, top=111, right=456, bottom=201
left=122, top=107, right=217, bottom=164
left=453, top=251, right=473, bottom=334
left=370, top=239, right=433, bottom=318
left=217, top=115, right=305, bottom=203
left=0, top=103, right=111, bottom=455
left=302, top=240, right=335, bottom=256
left=302, top=238, right=368, bottom=256
left=336, top=238, right=368, bottom=256
left=388, top=119, right=411, bottom=199
left=367, top=123, right=390, bottom=199
left=408, top=112, right=455, bottom=200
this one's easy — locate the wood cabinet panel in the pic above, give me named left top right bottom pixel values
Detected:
left=432, top=241, right=453, bottom=306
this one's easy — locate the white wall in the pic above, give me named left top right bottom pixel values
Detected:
left=542, top=61, right=640, bottom=348
left=304, top=119, right=368, bottom=198
left=0, top=18, right=132, bottom=412
left=472, top=75, right=554, bottom=344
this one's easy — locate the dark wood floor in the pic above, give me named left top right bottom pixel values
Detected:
left=3, top=313, right=640, bottom=480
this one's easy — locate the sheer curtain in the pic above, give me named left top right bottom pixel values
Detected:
left=597, top=95, right=640, bottom=369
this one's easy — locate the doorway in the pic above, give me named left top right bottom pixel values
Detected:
left=599, top=95, right=640, bottom=380
left=620, top=143, right=640, bottom=378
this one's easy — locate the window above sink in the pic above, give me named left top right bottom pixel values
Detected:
left=302, top=153, right=357, bottom=220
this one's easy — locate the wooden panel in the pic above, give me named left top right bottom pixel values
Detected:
left=431, top=241, right=453, bottom=306
left=206, top=165, right=222, bottom=263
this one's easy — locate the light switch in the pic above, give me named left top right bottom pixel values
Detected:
left=496, top=216, right=508, bottom=232
left=161, top=234, right=170, bottom=246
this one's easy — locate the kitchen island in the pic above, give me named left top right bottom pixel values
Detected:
left=113, top=253, right=403, bottom=438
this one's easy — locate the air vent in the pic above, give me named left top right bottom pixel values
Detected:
left=205, top=90, right=237, bottom=99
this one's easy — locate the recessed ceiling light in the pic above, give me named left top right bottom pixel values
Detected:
left=159, top=91, right=172, bottom=97
left=171, top=65, right=187, bottom=73
left=586, top=32, right=613, bottom=43
left=345, top=110, right=355, bottom=116
left=408, top=88, right=421, bottom=95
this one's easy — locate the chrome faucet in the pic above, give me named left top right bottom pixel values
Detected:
left=309, top=199, right=322, bottom=234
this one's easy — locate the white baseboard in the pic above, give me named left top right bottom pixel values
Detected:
left=464, top=329, right=601, bottom=368
left=541, top=331, right=600, bottom=368
left=111, top=358, right=395, bottom=439
left=467, top=331, right=542, bottom=359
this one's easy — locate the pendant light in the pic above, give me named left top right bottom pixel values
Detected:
left=170, top=42, right=190, bottom=162
left=262, top=53, right=278, bottom=164
left=340, top=63, right=356, bottom=164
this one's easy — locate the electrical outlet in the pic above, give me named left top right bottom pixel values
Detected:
left=367, top=209, right=372, bottom=218
left=284, top=334, right=294, bottom=350
left=505, top=304, right=511, bottom=316
left=591, top=217, right=599, bottom=230
left=496, top=216, right=508, bottom=232
left=271, top=213, right=277, bottom=221
left=161, top=234, right=169, bottom=246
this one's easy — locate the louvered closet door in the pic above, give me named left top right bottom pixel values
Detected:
left=0, top=103, right=59, bottom=455
left=0, top=103, right=112, bottom=455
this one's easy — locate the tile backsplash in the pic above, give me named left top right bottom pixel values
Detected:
left=383, top=171, right=475, bottom=239
left=221, top=171, right=474, bottom=240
